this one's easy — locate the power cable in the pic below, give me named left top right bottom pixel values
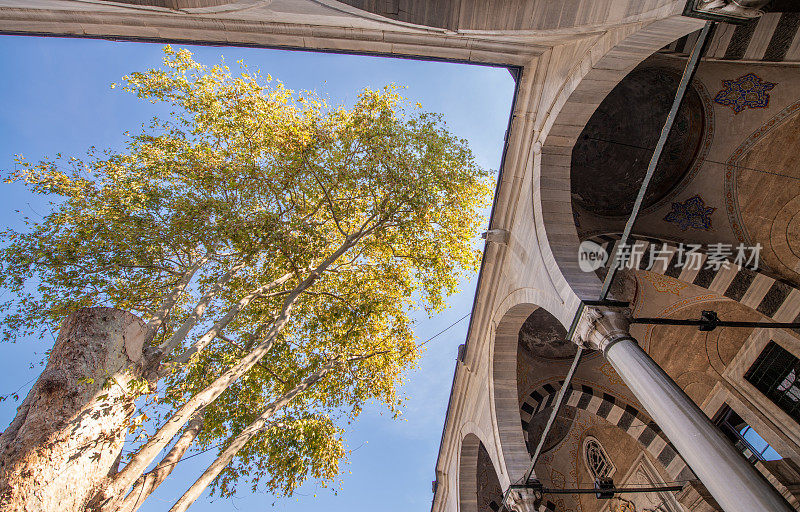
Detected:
left=415, top=312, right=471, bottom=349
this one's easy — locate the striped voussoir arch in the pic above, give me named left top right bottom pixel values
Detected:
left=660, top=12, right=800, bottom=62
left=536, top=500, right=557, bottom=512
left=519, top=382, right=695, bottom=483
left=589, top=234, right=800, bottom=325
left=519, top=383, right=800, bottom=511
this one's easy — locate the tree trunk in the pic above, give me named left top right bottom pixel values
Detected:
left=0, top=307, right=147, bottom=512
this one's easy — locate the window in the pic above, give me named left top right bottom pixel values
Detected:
left=583, top=436, right=615, bottom=479
left=714, top=405, right=781, bottom=463
left=745, top=341, right=800, bottom=424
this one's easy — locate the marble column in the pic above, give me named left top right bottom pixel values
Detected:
left=573, top=307, right=793, bottom=512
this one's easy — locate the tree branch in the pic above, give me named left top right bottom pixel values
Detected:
left=166, top=271, right=295, bottom=369
left=166, top=359, right=338, bottom=512
left=146, top=254, right=208, bottom=335
left=157, top=260, right=246, bottom=355
left=167, top=349, right=388, bottom=512
left=98, top=236, right=360, bottom=510
left=116, top=410, right=206, bottom=512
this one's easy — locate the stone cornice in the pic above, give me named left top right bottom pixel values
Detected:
left=0, top=4, right=549, bottom=66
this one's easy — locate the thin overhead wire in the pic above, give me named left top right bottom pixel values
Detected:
left=416, top=312, right=471, bottom=349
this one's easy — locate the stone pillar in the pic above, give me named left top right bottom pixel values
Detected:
left=573, top=307, right=793, bottom=512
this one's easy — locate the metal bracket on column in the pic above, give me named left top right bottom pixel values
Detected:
left=594, top=478, right=615, bottom=499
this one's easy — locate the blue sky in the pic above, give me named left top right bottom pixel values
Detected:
left=0, top=35, right=515, bottom=511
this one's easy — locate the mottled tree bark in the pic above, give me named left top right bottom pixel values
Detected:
left=0, top=307, right=147, bottom=512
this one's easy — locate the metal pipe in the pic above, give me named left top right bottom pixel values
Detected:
left=631, top=318, right=800, bottom=329
left=508, top=484, right=685, bottom=494
left=522, top=346, right=584, bottom=483
left=598, top=20, right=714, bottom=301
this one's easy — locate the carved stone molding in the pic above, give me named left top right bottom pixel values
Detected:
left=504, top=487, right=540, bottom=512
left=695, top=0, right=770, bottom=19
left=572, top=307, right=635, bottom=354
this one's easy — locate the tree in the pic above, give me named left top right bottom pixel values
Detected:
left=0, top=47, right=490, bottom=512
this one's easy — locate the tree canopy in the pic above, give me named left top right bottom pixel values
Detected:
left=0, top=46, right=491, bottom=511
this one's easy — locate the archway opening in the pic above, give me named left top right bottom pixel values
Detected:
left=459, top=434, right=503, bottom=512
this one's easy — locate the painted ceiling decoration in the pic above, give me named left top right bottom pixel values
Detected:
left=724, top=100, right=800, bottom=283
left=663, top=194, right=716, bottom=231
left=640, top=273, right=689, bottom=295
left=714, top=72, right=777, bottom=113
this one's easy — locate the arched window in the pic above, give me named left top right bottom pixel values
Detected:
left=583, top=436, right=615, bottom=479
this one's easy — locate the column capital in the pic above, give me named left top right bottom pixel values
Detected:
left=697, top=0, right=770, bottom=19
left=504, top=487, right=540, bottom=512
left=572, top=306, right=635, bottom=353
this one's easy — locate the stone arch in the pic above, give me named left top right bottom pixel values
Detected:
left=488, top=288, right=572, bottom=485
left=490, top=286, right=575, bottom=486
left=586, top=232, right=677, bottom=247
left=534, top=15, right=706, bottom=300
left=577, top=235, right=800, bottom=326
left=529, top=383, right=695, bottom=483
left=459, top=432, right=505, bottom=512
left=459, top=433, right=482, bottom=512
left=617, top=239, right=800, bottom=323
left=491, top=302, right=541, bottom=485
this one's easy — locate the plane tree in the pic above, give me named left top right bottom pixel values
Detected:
left=0, top=47, right=490, bottom=512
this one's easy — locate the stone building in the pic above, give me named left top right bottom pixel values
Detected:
left=2, top=1, right=800, bottom=511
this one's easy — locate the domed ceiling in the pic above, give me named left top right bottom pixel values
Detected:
left=571, top=67, right=706, bottom=217
left=518, top=308, right=574, bottom=360
left=732, top=107, right=800, bottom=285
left=526, top=406, right=576, bottom=455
